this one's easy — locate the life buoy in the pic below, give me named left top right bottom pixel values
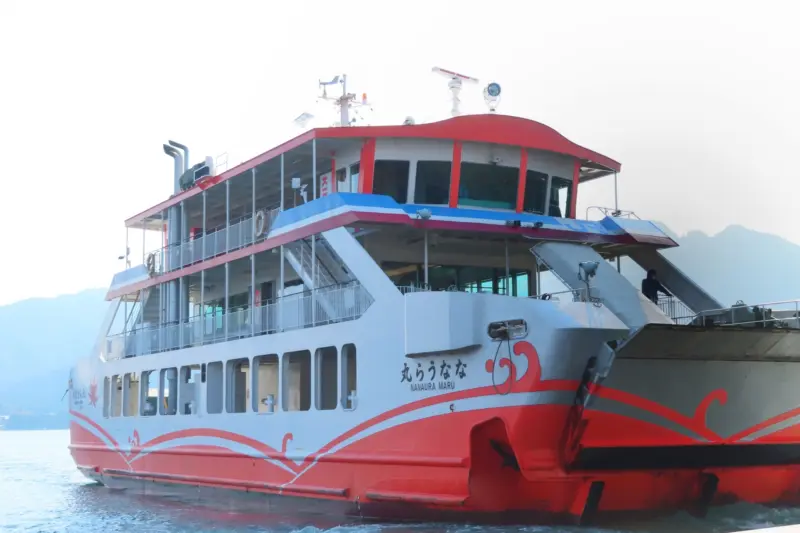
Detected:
left=254, top=209, right=267, bottom=238
left=146, top=253, right=156, bottom=276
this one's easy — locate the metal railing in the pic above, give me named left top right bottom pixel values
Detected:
left=657, top=296, right=695, bottom=325
left=142, top=205, right=281, bottom=276
left=584, top=205, right=641, bottom=221
left=105, top=282, right=373, bottom=360
left=683, top=299, right=800, bottom=329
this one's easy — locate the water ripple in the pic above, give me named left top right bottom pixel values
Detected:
left=1, top=430, right=798, bottom=533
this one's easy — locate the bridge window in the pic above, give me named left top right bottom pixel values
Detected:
left=373, top=160, right=410, bottom=204
left=349, top=163, right=360, bottom=193
left=549, top=176, right=573, bottom=218
left=458, top=163, right=517, bottom=209
left=414, top=161, right=451, bottom=204
left=522, top=170, right=548, bottom=214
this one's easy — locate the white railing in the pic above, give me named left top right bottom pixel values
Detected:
left=688, top=299, right=800, bottom=329
left=657, top=295, right=695, bottom=325
left=105, top=282, right=373, bottom=360
left=143, top=205, right=281, bottom=275
left=584, top=206, right=641, bottom=221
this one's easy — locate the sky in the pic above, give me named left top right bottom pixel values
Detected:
left=0, top=0, right=798, bottom=305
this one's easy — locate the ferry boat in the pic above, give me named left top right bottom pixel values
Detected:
left=68, top=69, right=800, bottom=525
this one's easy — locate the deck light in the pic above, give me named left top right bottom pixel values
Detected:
left=416, top=208, right=432, bottom=220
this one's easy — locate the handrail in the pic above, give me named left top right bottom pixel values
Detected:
left=688, top=299, right=800, bottom=328
left=137, top=204, right=281, bottom=275
left=106, top=281, right=374, bottom=360
left=584, top=205, right=641, bottom=221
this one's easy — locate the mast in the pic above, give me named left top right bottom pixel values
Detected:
left=432, top=67, right=479, bottom=117
left=317, top=74, right=369, bottom=127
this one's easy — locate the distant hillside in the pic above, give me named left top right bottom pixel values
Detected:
left=623, top=225, right=800, bottom=306
left=1, top=224, right=798, bottom=427
left=0, top=288, right=107, bottom=419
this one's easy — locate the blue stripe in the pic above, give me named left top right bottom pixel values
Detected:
left=269, top=192, right=674, bottom=244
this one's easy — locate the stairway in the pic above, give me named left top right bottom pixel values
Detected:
left=627, top=248, right=722, bottom=314
left=283, top=237, right=339, bottom=321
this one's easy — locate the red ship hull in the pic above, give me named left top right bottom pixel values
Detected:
left=69, top=337, right=800, bottom=525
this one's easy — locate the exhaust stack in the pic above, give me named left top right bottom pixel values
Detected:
left=168, top=140, right=190, bottom=174
left=163, top=144, right=184, bottom=195
left=162, top=144, right=184, bottom=328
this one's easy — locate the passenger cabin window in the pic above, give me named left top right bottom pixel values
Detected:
left=252, top=354, right=279, bottom=413
left=160, top=367, right=177, bottom=416
left=180, top=365, right=202, bottom=415
left=283, top=350, right=311, bottom=411
left=522, top=170, right=548, bottom=214
left=414, top=161, right=451, bottom=204
left=315, top=346, right=338, bottom=411
left=227, top=358, right=250, bottom=413
left=549, top=176, right=573, bottom=218
left=373, top=160, right=410, bottom=204
left=111, top=375, right=122, bottom=417
left=341, top=344, right=358, bottom=410
left=458, top=162, right=517, bottom=210
left=141, top=370, right=158, bottom=416
left=207, top=361, right=224, bottom=414
left=103, top=377, right=110, bottom=418
left=123, top=373, right=139, bottom=417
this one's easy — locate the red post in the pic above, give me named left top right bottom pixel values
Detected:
left=331, top=157, right=336, bottom=193
left=448, top=141, right=463, bottom=208
left=570, top=158, right=581, bottom=218
left=516, top=148, right=528, bottom=213
left=359, top=138, right=376, bottom=193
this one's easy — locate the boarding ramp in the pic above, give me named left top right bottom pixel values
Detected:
left=615, top=322, right=800, bottom=362
left=627, top=247, right=723, bottom=315
left=532, top=241, right=673, bottom=330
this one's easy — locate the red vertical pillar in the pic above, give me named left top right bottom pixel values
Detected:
left=359, top=138, right=376, bottom=194
left=331, top=157, right=336, bottom=194
left=516, top=148, right=528, bottom=213
left=570, top=158, right=581, bottom=218
left=448, top=141, right=463, bottom=208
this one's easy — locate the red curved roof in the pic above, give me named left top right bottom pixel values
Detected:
left=126, top=114, right=620, bottom=227
left=317, top=114, right=621, bottom=172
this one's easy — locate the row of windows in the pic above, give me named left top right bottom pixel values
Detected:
left=386, top=263, right=534, bottom=296
left=371, top=160, right=573, bottom=217
left=103, top=344, right=358, bottom=418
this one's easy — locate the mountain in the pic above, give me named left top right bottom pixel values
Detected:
left=623, top=225, right=800, bottom=306
left=0, top=288, right=108, bottom=424
left=1, top=224, right=799, bottom=429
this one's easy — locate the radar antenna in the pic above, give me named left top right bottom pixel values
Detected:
left=432, top=66, right=479, bottom=117
left=318, top=74, right=370, bottom=127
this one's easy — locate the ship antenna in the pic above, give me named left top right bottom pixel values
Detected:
left=317, top=73, right=370, bottom=127
left=432, top=66, right=479, bottom=117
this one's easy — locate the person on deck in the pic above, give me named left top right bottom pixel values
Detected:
left=642, top=269, right=671, bottom=304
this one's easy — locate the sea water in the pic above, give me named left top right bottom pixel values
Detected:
left=1, top=430, right=798, bottom=533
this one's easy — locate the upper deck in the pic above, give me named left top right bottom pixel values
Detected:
left=126, top=113, right=620, bottom=230
left=115, top=114, right=625, bottom=296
